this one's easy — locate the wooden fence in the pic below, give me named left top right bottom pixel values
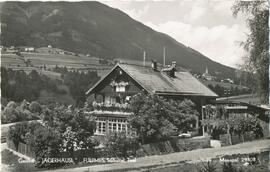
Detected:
left=220, top=132, right=256, bottom=146
left=137, top=136, right=210, bottom=156
left=7, top=139, right=35, bottom=158
left=7, top=136, right=211, bottom=160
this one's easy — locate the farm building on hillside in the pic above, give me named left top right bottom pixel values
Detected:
left=85, top=61, right=218, bottom=136
left=17, top=46, right=35, bottom=52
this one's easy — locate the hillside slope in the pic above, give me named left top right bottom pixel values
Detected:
left=0, top=1, right=236, bottom=78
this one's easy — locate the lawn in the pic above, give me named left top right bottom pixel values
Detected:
left=1, top=149, right=21, bottom=165
left=1, top=54, right=26, bottom=67
left=1, top=149, right=38, bottom=172
left=22, top=52, right=100, bottom=67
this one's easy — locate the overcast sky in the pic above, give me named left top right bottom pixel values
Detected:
left=99, top=0, right=249, bottom=68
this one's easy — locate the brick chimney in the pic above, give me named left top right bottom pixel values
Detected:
left=169, top=61, right=176, bottom=77
left=172, top=61, right=176, bottom=69
left=161, top=61, right=177, bottom=77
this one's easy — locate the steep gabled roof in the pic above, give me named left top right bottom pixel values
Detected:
left=86, top=63, right=218, bottom=98
left=85, top=64, right=119, bottom=95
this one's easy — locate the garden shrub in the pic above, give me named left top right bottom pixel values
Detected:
left=1, top=100, right=40, bottom=124
left=29, top=101, right=42, bottom=113
left=104, top=131, right=139, bottom=160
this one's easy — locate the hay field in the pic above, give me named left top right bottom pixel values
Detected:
left=1, top=52, right=112, bottom=77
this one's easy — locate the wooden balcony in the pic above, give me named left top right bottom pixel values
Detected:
left=91, top=101, right=132, bottom=113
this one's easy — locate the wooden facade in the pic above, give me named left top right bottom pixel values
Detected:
left=86, top=63, right=218, bottom=135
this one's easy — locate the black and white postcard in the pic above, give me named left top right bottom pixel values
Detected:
left=1, top=0, right=269, bottom=171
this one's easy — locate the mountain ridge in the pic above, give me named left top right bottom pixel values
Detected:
left=0, top=1, right=236, bottom=79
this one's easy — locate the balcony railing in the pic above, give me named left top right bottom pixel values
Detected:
left=92, top=101, right=131, bottom=112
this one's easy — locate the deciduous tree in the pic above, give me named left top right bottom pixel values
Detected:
left=28, top=125, right=63, bottom=168
left=42, top=105, right=98, bottom=163
left=232, top=0, right=269, bottom=104
left=201, top=105, right=263, bottom=145
left=129, top=93, right=198, bottom=144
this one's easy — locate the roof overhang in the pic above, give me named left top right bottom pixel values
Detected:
left=85, top=63, right=153, bottom=96
left=85, top=111, right=132, bottom=117
left=155, top=91, right=218, bottom=98
left=213, top=100, right=269, bottom=112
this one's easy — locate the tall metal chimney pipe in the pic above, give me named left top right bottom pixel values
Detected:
left=143, top=51, right=146, bottom=66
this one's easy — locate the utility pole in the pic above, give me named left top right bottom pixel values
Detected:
left=163, top=46, right=166, bottom=67
left=143, top=51, right=146, bottom=66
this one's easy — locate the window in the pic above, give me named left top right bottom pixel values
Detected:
left=96, top=117, right=107, bottom=135
left=102, top=122, right=106, bottom=133
left=113, top=123, right=117, bottom=131
left=105, top=96, right=111, bottom=104
left=117, top=124, right=121, bottom=131
left=104, top=96, right=118, bottom=105
left=116, top=86, right=125, bottom=92
left=122, top=124, right=126, bottom=132
left=108, top=117, right=128, bottom=133
left=98, top=123, right=102, bottom=133
left=95, top=117, right=130, bottom=135
left=108, top=123, right=112, bottom=131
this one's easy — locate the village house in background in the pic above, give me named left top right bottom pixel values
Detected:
left=202, top=67, right=216, bottom=81
left=17, top=46, right=35, bottom=52
left=85, top=61, right=218, bottom=136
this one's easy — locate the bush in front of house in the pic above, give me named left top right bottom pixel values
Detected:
left=202, top=105, right=264, bottom=145
left=7, top=121, right=63, bottom=169
left=231, top=114, right=263, bottom=140
left=222, top=162, right=238, bottom=172
left=1, top=101, right=19, bottom=124
left=196, top=161, right=218, bottom=172
left=8, top=122, right=30, bottom=151
left=7, top=105, right=99, bottom=169
left=29, top=101, right=42, bottom=114
left=28, top=125, right=64, bottom=169
left=37, top=105, right=99, bottom=165
left=39, top=105, right=98, bottom=166
left=1, top=100, right=40, bottom=124
left=129, top=92, right=199, bottom=144
left=104, top=131, right=139, bottom=160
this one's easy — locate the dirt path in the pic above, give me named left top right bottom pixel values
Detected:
left=43, top=139, right=270, bottom=172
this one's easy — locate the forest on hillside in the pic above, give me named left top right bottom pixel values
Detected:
left=1, top=67, right=100, bottom=106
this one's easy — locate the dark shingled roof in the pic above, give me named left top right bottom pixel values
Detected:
left=86, top=63, right=218, bottom=97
